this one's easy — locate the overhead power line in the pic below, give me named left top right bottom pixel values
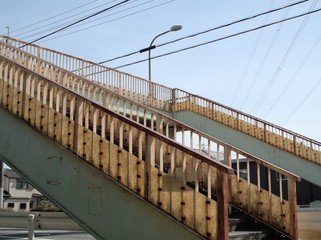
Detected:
left=230, top=0, right=276, bottom=107
left=15, top=0, right=120, bottom=39
left=98, top=0, right=309, bottom=64
left=238, top=0, right=293, bottom=110
left=157, top=0, right=309, bottom=48
left=1, top=0, right=87, bottom=32
left=20, top=0, right=130, bottom=48
left=36, top=0, right=175, bottom=45
left=251, top=0, right=318, bottom=115
left=46, top=0, right=152, bottom=35
left=11, top=0, right=99, bottom=35
left=112, top=6, right=321, bottom=69
left=282, top=78, right=321, bottom=126
left=265, top=33, right=321, bottom=118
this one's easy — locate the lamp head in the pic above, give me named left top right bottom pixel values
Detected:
left=170, top=25, right=182, bottom=32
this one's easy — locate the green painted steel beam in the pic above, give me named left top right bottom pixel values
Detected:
left=0, top=107, right=203, bottom=240
left=173, top=110, right=320, bottom=187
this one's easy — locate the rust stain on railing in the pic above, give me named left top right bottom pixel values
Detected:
left=2, top=35, right=320, bottom=168
left=0, top=37, right=302, bottom=239
left=0, top=56, right=234, bottom=240
left=173, top=90, right=321, bottom=166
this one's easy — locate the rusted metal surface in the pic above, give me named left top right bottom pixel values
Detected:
left=173, top=91, right=321, bottom=166
left=1, top=35, right=320, bottom=167
left=0, top=35, right=173, bottom=111
left=0, top=39, right=301, bottom=239
left=0, top=57, right=233, bottom=239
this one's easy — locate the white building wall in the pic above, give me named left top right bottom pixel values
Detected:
left=8, top=179, right=35, bottom=198
left=4, top=198, right=30, bottom=212
left=4, top=176, right=42, bottom=212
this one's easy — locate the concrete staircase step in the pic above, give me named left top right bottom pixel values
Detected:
left=229, top=231, right=266, bottom=240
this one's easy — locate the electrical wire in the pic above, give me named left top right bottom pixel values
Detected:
left=282, top=78, right=321, bottom=126
left=1, top=0, right=87, bottom=33
left=239, top=0, right=293, bottom=111
left=48, top=0, right=153, bottom=33
left=36, top=0, right=175, bottom=45
left=230, top=0, right=276, bottom=107
left=158, top=0, right=309, bottom=48
left=11, top=0, right=99, bottom=36
left=264, top=33, right=321, bottom=119
left=15, top=0, right=120, bottom=39
left=251, top=0, right=318, bottom=115
left=98, top=0, right=309, bottom=65
left=112, top=7, right=321, bottom=69
left=19, top=0, right=130, bottom=48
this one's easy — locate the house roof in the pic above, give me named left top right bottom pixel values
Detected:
left=4, top=169, right=22, bottom=179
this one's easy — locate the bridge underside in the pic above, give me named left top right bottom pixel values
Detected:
left=0, top=107, right=202, bottom=240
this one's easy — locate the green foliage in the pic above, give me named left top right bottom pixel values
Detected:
left=31, top=199, right=61, bottom=212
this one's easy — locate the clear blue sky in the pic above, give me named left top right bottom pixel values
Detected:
left=1, top=0, right=321, bottom=141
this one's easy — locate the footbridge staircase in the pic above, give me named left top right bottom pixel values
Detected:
left=0, top=35, right=313, bottom=239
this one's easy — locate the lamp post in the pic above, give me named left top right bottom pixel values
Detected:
left=140, top=25, right=183, bottom=81
left=140, top=25, right=182, bottom=99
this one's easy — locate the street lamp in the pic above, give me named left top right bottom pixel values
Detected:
left=140, top=25, right=183, bottom=81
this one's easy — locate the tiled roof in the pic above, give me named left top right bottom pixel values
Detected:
left=4, top=169, right=22, bottom=179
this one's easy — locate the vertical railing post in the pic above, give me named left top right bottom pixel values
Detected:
left=288, top=176, right=298, bottom=239
left=145, top=134, right=155, bottom=201
left=120, top=74, right=123, bottom=96
left=236, top=113, right=240, bottom=131
left=21, top=72, right=30, bottom=121
left=293, top=136, right=297, bottom=155
left=171, top=88, right=176, bottom=112
left=73, top=97, right=81, bottom=155
left=224, top=146, right=232, bottom=167
left=217, top=171, right=229, bottom=240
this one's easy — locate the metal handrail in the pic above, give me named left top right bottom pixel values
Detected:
left=1, top=35, right=319, bottom=166
left=0, top=45, right=299, bottom=238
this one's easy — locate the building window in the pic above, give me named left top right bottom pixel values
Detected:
left=16, top=179, right=32, bottom=189
left=29, top=201, right=34, bottom=209
left=20, top=203, right=27, bottom=210
left=8, top=203, right=15, bottom=208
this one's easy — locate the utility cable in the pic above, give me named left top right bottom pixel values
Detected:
left=33, top=0, right=153, bottom=41
left=112, top=7, right=321, bottom=69
left=36, top=0, right=175, bottom=45
left=157, top=0, right=309, bottom=48
left=1, top=0, right=88, bottom=33
left=264, top=33, right=321, bottom=118
left=48, top=0, right=153, bottom=34
left=282, top=78, right=321, bottom=126
left=98, top=0, right=309, bottom=64
left=19, top=0, right=130, bottom=48
left=239, top=0, right=293, bottom=110
left=11, top=0, right=99, bottom=36
left=17, top=0, right=137, bottom=40
left=15, top=0, right=120, bottom=39
left=251, top=0, right=317, bottom=115
left=230, top=0, right=276, bottom=107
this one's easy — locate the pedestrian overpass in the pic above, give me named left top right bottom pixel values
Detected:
left=1, top=35, right=319, bottom=239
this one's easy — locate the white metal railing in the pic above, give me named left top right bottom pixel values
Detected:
left=1, top=35, right=172, bottom=111
left=0, top=44, right=300, bottom=239
left=2, top=35, right=320, bottom=167
left=173, top=88, right=321, bottom=165
left=0, top=55, right=235, bottom=239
